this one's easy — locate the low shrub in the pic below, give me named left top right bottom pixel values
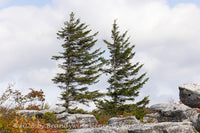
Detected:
left=0, top=113, right=67, bottom=133
left=92, top=110, right=113, bottom=125
left=42, top=111, right=57, bottom=124
left=0, top=85, right=67, bottom=132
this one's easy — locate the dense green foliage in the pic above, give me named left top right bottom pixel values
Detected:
left=68, top=108, right=89, bottom=114
left=42, top=111, right=57, bottom=124
left=97, top=20, right=149, bottom=116
left=52, top=12, right=105, bottom=112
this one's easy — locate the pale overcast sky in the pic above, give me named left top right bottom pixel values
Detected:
left=0, top=0, right=200, bottom=110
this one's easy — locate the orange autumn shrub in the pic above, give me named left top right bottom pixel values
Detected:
left=92, top=110, right=112, bottom=125
left=0, top=84, right=46, bottom=110
left=0, top=109, right=67, bottom=132
left=195, top=108, right=200, bottom=113
left=0, top=85, right=67, bottom=132
left=8, top=114, right=67, bottom=133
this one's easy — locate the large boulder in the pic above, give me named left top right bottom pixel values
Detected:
left=108, top=116, right=140, bottom=126
left=149, top=103, right=197, bottom=122
left=179, top=83, right=200, bottom=108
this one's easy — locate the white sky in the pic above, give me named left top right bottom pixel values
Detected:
left=1, top=0, right=200, bottom=110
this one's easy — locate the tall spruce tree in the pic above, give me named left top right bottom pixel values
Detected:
left=52, top=12, right=104, bottom=112
left=98, top=20, right=149, bottom=116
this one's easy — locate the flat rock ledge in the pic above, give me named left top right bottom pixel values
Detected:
left=69, top=122, right=195, bottom=133
left=108, top=116, right=140, bottom=126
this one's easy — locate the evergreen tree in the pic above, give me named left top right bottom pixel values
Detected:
left=98, top=20, right=149, bottom=116
left=52, top=12, right=104, bottom=112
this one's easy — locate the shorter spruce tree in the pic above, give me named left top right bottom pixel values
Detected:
left=97, top=20, right=149, bottom=118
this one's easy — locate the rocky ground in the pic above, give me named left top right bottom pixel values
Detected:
left=19, top=83, right=200, bottom=133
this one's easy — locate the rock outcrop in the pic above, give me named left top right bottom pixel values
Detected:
left=128, top=122, right=195, bottom=133
left=108, top=116, right=140, bottom=126
left=179, top=83, right=200, bottom=108
left=18, top=110, right=44, bottom=119
left=142, top=113, right=159, bottom=123
left=46, top=106, right=66, bottom=114
left=69, top=122, right=195, bottom=133
left=18, top=108, right=97, bottom=128
left=57, top=113, right=97, bottom=128
left=191, top=113, right=200, bottom=132
left=18, top=83, right=200, bottom=133
left=149, top=103, right=197, bottom=122
left=69, top=126, right=128, bottom=133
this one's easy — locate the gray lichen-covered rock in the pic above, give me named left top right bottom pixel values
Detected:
left=56, top=113, right=97, bottom=128
left=128, top=122, right=195, bottom=133
left=143, top=113, right=159, bottom=123
left=70, top=122, right=195, bottom=133
left=142, top=117, right=157, bottom=123
left=150, top=103, right=197, bottom=122
left=69, top=126, right=128, bottom=133
left=179, top=83, right=200, bottom=108
left=108, top=116, right=140, bottom=126
left=56, top=112, right=69, bottom=120
left=18, top=110, right=44, bottom=119
left=18, top=108, right=97, bottom=128
left=46, top=106, right=66, bottom=114
left=191, top=113, right=200, bottom=132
